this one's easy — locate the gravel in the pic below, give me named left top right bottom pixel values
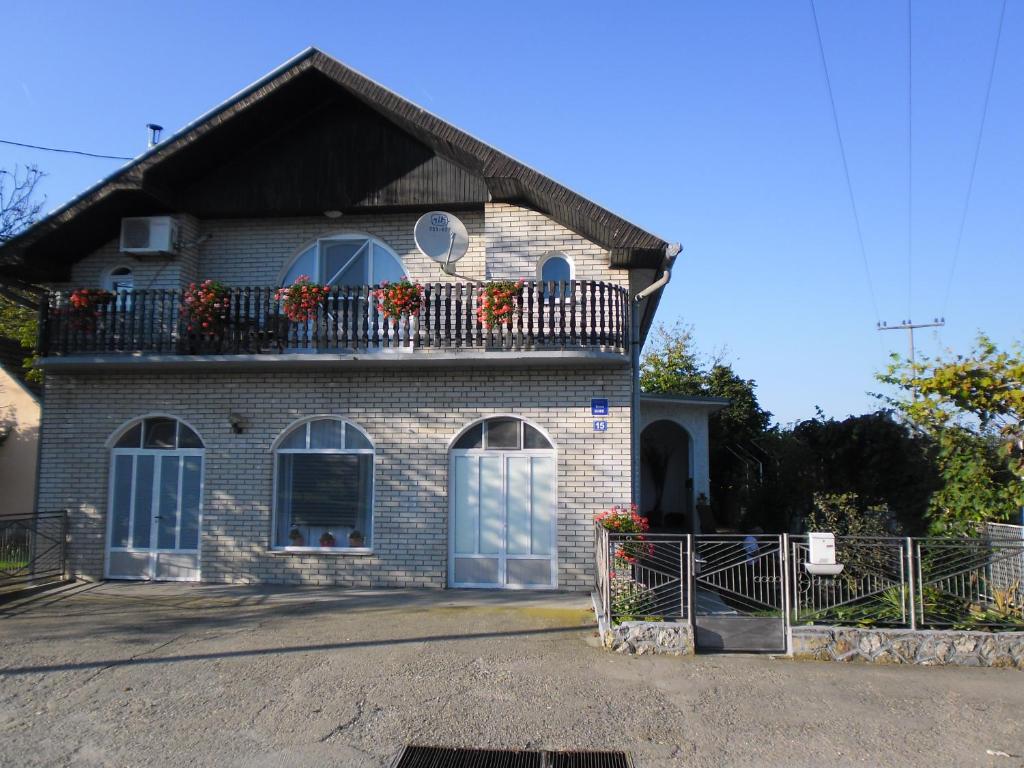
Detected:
left=1, top=581, right=1021, bottom=767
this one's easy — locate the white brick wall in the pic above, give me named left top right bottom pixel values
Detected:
left=66, top=204, right=629, bottom=290
left=37, top=367, right=631, bottom=589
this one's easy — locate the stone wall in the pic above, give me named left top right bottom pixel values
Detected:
left=602, top=621, right=695, bottom=656
left=791, top=626, right=1024, bottom=668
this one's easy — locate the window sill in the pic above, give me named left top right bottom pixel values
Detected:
left=270, top=546, right=374, bottom=557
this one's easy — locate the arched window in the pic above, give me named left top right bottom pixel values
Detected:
left=280, top=234, right=406, bottom=288
left=537, top=253, right=573, bottom=300
left=452, top=417, right=553, bottom=451
left=108, top=416, right=204, bottom=581
left=273, top=417, right=375, bottom=550
left=104, top=266, right=134, bottom=293
left=538, top=252, right=572, bottom=283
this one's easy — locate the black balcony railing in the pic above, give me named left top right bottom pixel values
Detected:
left=39, top=281, right=630, bottom=357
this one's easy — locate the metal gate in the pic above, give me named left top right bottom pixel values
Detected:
left=692, top=534, right=786, bottom=652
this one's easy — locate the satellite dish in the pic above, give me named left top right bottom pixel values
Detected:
left=414, top=211, right=469, bottom=265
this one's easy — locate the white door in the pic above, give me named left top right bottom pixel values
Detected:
left=449, top=451, right=557, bottom=589
left=106, top=418, right=204, bottom=581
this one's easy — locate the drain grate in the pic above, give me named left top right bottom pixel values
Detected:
left=394, top=746, right=632, bottom=768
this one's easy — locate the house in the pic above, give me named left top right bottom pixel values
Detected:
left=0, top=339, right=40, bottom=518
left=0, top=48, right=720, bottom=589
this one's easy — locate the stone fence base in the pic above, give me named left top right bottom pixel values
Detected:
left=791, top=626, right=1024, bottom=668
left=602, top=620, right=695, bottom=656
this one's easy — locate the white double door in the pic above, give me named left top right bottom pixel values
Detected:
left=450, top=451, right=557, bottom=589
left=106, top=450, right=203, bottom=581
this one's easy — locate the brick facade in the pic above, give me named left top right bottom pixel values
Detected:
left=37, top=367, right=630, bottom=589
left=67, top=203, right=628, bottom=291
left=43, top=203, right=639, bottom=590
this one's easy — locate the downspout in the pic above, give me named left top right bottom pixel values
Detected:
left=631, top=243, right=681, bottom=507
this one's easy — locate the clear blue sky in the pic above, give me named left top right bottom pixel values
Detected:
left=4, top=1, right=1021, bottom=425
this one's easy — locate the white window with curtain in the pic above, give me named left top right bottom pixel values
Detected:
left=273, top=417, right=375, bottom=550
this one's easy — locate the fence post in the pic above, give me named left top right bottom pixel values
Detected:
left=686, top=533, right=695, bottom=629
left=782, top=533, right=791, bottom=630
left=906, top=537, right=917, bottom=630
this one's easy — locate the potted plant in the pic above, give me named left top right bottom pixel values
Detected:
left=477, top=280, right=523, bottom=346
left=374, top=278, right=422, bottom=319
left=348, top=530, right=365, bottom=548
left=275, top=275, right=330, bottom=323
left=67, top=288, right=113, bottom=332
left=288, top=528, right=305, bottom=547
left=695, top=492, right=716, bottom=534
left=319, top=531, right=337, bottom=547
left=374, top=277, right=423, bottom=347
left=181, top=279, right=231, bottom=350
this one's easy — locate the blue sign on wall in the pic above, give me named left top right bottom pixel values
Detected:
left=591, top=398, right=609, bottom=416
left=593, top=420, right=609, bottom=432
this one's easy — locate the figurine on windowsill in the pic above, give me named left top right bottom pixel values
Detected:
left=348, top=530, right=365, bottom=548
left=319, top=531, right=337, bottom=547
left=288, top=528, right=305, bottom=547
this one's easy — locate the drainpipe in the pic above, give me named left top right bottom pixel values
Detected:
left=631, top=243, right=681, bottom=508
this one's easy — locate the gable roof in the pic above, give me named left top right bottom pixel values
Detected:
left=0, top=48, right=675, bottom=282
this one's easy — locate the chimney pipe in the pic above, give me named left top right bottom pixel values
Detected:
left=146, top=123, right=163, bottom=148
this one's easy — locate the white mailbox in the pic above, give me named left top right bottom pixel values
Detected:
left=805, top=531, right=844, bottom=576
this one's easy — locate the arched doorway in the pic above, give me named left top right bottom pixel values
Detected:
left=106, top=416, right=205, bottom=581
left=640, top=420, right=694, bottom=532
left=449, top=417, right=557, bottom=589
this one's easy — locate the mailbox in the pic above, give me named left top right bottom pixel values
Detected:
left=805, top=531, right=845, bottom=576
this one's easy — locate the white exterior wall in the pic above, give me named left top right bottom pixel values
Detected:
left=65, top=204, right=628, bottom=290
left=37, top=368, right=631, bottom=589
left=0, top=368, right=40, bottom=518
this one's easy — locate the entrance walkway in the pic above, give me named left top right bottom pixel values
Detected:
left=1, top=582, right=1022, bottom=767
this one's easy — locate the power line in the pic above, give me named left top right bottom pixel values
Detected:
left=941, top=0, right=1007, bottom=317
left=0, top=138, right=132, bottom=161
left=907, top=0, right=913, bottom=321
left=809, top=0, right=881, bottom=323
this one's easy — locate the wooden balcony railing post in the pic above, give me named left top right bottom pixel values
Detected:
left=41, top=281, right=632, bottom=358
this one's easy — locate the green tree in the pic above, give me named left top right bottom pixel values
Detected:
left=877, top=334, right=1024, bottom=532
left=754, top=411, right=938, bottom=534
left=0, top=165, right=45, bottom=381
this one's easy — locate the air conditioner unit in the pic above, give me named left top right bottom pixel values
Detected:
left=119, top=216, right=180, bottom=256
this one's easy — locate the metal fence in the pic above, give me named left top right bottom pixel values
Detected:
left=595, top=525, right=691, bottom=624
left=0, top=511, right=68, bottom=592
left=595, top=524, right=1024, bottom=632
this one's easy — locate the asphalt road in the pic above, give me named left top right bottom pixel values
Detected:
left=0, top=582, right=1021, bottom=767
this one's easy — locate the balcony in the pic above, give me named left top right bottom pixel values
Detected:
left=39, top=281, right=629, bottom=368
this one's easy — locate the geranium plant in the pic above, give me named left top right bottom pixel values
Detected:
left=374, top=277, right=423, bottom=319
left=66, top=288, right=114, bottom=331
left=275, top=275, right=330, bottom=323
left=477, top=279, right=523, bottom=329
left=68, top=288, right=113, bottom=312
left=181, top=279, right=231, bottom=334
left=596, top=504, right=652, bottom=563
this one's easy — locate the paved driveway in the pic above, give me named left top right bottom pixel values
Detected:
left=1, top=582, right=1022, bottom=768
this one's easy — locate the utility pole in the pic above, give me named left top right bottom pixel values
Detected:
left=877, top=318, right=945, bottom=364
